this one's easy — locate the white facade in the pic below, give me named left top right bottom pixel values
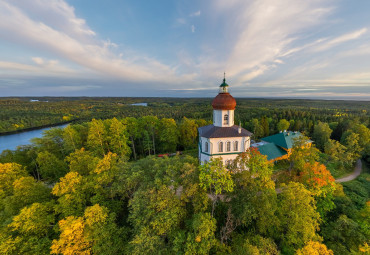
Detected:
left=199, top=135, right=250, bottom=165
left=213, top=110, right=234, bottom=127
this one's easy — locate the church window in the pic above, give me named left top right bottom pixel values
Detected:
left=226, top=141, right=231, bottom=152
left=205, top=142, right=209, bottom=152
left=234, top=141, right=238, bottom=151
left=218, top=142, right=223, bottom=152
left=224, top=114, right=229, bottom=125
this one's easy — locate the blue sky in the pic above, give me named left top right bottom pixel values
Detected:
left=0, top=0, right=369, bottom=99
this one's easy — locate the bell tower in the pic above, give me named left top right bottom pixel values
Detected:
left=211, top=75, right=236, bottom=127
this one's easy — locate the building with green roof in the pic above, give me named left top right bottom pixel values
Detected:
left=254, top=131, right=311, bottom=162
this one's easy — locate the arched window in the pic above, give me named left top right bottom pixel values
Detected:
left=224, top=114, right=229, bottom=125
left=218, top=142, right=223, bottom=152
left=226, top=141, right=231, bottom=152
left=234, top=141, right=238, bottom=151
left=205, top=142, right=209, bottom=152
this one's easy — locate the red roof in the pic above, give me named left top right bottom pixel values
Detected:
left=212, top=93, right=236, bottom=110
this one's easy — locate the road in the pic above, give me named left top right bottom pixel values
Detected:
left=335, top=159, right=362, bottom=183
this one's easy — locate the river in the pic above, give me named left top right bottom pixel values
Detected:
left=0, top=124, right=68, bottom=153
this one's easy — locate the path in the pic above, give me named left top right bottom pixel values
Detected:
left=335, top=159, right=362, bottom=183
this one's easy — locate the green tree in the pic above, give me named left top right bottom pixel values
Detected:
left=261, top=116, right=269, bottom=137
left=106, top=118, right=131, bottom=158
left=312, top=122, right=332, bottom=150
left=173, top=213, right=217, bottom=255
left=129, top=185, right=185, bottom=254
left=65, top=148, right=99, bottom=176
left=87, top=119, right=107, bottom=157
left=158, top=118, right=179, bottom=152
left=251, top=118, right=264, bottom=139
left=2, top=176, right=51, bottom=217
left=199, top=158, right=234, bottom=216
left=179, top=117, right=198, bottom=149
left=342, top=132, right=361, bottom=163
left=277, top=119, right=290, bottom=132
left=62, top=125, right=82, bottom=153
left=230, top=149, right=277, bottom=236
left=289, top=135, right=320, bottom=172
left=276, top=182, right=321, bottom=252
left=124, top=117, right=141, bottom=160
left=36, top=151, right=68, bottom=182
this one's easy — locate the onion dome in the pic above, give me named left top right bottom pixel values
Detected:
left=212, top=78, right=236, bottom=110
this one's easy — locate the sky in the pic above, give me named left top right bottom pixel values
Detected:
left=0, top=0, right=370, bottom=100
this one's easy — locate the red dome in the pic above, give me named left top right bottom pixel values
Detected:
left=212, top=93, right=236, bottom=110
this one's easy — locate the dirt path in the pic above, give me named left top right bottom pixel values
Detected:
left=335, top=159, right=362, bottom=183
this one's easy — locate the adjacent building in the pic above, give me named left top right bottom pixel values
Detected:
left=198, top=78, right=252, bottom=164
left=252, top=131, right=312, bottom=162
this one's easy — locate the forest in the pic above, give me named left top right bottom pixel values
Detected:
left=0, top=97, right=369, bottom=254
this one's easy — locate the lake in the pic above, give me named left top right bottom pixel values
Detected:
left=0, top=124, right=68, bottom=153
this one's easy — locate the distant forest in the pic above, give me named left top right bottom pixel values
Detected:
left=0, top=97, right=369, bottom=254
left=0, top=97, right=369, bottom=136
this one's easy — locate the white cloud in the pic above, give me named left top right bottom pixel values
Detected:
left=0, top=0, right=191, bottom=87
left=32, top=57, right=44, bottom=65
left=191, top=25, right=195, bottom=33
left=312, top=28, right=367, bottom=52
left=190, top=10, right=201, bottom=17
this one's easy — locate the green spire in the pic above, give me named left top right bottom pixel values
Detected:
left=220, top=72, right=229, bottom=87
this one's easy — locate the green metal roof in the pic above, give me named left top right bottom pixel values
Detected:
left=261, top=131, right=303, bottom=150
left=257, top=143, right=287, bottom=161
left=220, top=78, right=229, bottom=87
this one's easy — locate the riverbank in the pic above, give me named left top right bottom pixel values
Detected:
left=0, top=120, right=78, bottom=136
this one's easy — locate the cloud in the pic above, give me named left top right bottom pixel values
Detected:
left=32, top=57, right=44, bottom=65
left=190, top=10, right=201, bottom=17
left=191, top=25, right=195, bottom=33
left=176, top=18, right=186, bottom=25
left=0, top=0, right=191, bottom=87
left=312, top=28, right=367, bottom=52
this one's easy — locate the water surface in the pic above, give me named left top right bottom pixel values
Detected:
left=0, top=124, right=68, bottom=153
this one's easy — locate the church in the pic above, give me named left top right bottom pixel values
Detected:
left=198, top=77, right=252, bottom=164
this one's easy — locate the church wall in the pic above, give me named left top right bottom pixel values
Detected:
left=199, top=136, right=251, bottom=165
left=213, top=110, right=234, bottom=127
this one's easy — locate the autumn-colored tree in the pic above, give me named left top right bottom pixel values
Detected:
left=2, top=202, right=55, bottom=255
left=298, top=162, right=335, bottom=197
left=52, top=171, right=90, bottom=217
left=51, top=204, right=124, bottom=255
left=65, top=148, right=99, bottom=176
left=0, top=163, right=27, bottom=198
left=296, top=241, right=333, bottom=255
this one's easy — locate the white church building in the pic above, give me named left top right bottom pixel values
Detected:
left=198, top=78, right=252, bottom=164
